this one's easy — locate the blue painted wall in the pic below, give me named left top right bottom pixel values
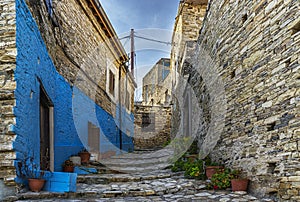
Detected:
left=14, top=0, right=134, bottom=182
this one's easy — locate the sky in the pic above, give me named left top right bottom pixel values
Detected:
left=99, top=0, right=180, bottom=101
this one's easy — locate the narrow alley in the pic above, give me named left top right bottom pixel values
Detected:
left=0, top=0, right=299, bottom=201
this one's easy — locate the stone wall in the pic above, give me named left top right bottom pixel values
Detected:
left=169, top=0, right=208, bottom=141
left=25, top=0, right=134, bottom=114
left=187, top=0, right=300, bottom=200
left=142, top=58, right=171, bottom=106
left=0, top=0, right=17, bottom=185
left=134, top=105, right=171, bottom=150
left=0, top=0, right=135, bottom=185
left=170, top=0, right=207, bottom=78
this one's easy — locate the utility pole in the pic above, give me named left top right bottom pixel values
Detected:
left=130, top=29, right=134, bottom=76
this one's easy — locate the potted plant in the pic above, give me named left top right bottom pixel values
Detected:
left=204, top=157, right=224, bottom=179
left=16, top=156, right=47, bottom=192
left=78, top=149, right=91, bottom=165
left=210, top=168, right=232, bottom=190
left=184, top=159, right=206, bottom=180
left=184, top=153, right=198, bottom=163
left=230, top=170, right=249, bottom=191
left=62, top=160, right=75, bottom=173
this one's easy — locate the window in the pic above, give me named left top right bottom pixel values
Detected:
left=109, top=70, right=115, bottom=96
left=162, top=69, right=170, bottom=81
left=126, top=90, right=130, bottom=110
left=142, top=113, right=155, bottom=132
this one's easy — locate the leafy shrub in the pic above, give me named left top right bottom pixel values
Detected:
left=184, top=161, right=205, bottom=180
left=210, top=168, right=233, bottom=189
left=204, top=156, right=221, bottom=166
left=171, top=157, right=185, bottom=172
left=171, top=156, right=205, bottom=180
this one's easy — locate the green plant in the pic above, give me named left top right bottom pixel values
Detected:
left=16, top=156, right=47, bottom=179
left=171, top=157, right=186, bottom=172
left=62, top=160, right=74, bottom=167
left=184, top=160, right=205, bottom=180
left=79, top=148, right=89, bottom=153
left=229, top=169, right=241, bottom=179
left=162, top=139, right=171, bottom=147
left=204, top=156, right=221, bottom=166
left=186, top=139, right=198, bottom=154
left=210, top=168, right=233, bottom=189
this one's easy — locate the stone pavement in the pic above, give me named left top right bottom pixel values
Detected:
left=3, top=170, right=276, bottom=202
left=2, top=150, right=278, bottom=201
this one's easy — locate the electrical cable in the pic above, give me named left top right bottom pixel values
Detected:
left=122, top=37, right=130, bottom=47
left=134, top=35, right=172, bottom=46
left=119, top=35, right=130, bottom=40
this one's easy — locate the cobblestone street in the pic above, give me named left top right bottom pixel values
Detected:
left=0, top=0, right=299, bottom=201
left=4, top=170, right=275, bottom=202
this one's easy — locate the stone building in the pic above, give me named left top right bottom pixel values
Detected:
left=134, top=58, right=172, bottom=150
left=170, top=0, right=208, bottom=86
left=169, top=0, right=208, bottom=139
left=0, top=0, right=135, bottom=187
left=134, top=104, right=171, bottom=150
left=142, top=58, right=171, bottom=106
left=171, top=0, right=300, bottom=200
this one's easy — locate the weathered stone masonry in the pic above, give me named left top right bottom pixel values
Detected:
left=134, top=105, right=171, bottom=150
left=187, top=0, right=300, bottom=200
left=0, top=0, right=17, bottom=185
left=0, top=0, right=135, bottom=186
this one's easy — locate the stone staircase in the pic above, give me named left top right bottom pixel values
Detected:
left=3, top=150, right=276, bottom=201
left=98, top=148, right=174, bottom=174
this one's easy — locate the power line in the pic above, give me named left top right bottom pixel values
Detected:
left=119, top=35, right=130, bottom=40
left=119, top=33, right=173, bottom=46
left=134, top=35, right=172, bottom=46
left=122, top=37, right=130, bottom=47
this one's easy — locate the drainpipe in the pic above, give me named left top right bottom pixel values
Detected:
left=119, top=64, right=123, bottom=150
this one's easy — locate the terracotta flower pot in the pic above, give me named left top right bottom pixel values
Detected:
left=79, top=151, right=91, bottom=164
left=186, top=154, right=198, bottom=162
left=63, top=165, right=74, bottom=173
left=28, top=178, right=45, bottom=192
left=231, top=179, right=249, bottom=191
left=205, top=166, right=224, bottom=179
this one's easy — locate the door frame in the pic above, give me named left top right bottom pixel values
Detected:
left=39, top=82, right=54, bottom=171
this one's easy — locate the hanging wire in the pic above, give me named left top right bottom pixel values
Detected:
left=134, top=34, right=172, bottom=46
left=118, top=35, right=130, bottom=40
left=121, top=37, right=130, bottom=47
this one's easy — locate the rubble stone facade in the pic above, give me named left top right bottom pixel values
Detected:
left=0, top=0, right=135, bottom=186
left=142, top=58, right=171, bottom=106
left=134, top=105, right=171, bottom=150
left=169, top=0, right=208, bottom=140
left=174, top=0, right=300, bottom=200
left=170, top=0, right=208, bottom=79
left=0, top=0, right=17, bottom=185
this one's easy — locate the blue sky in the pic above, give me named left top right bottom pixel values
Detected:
left=99, top=0, right=180, bottom=100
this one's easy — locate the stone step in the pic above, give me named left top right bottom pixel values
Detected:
left=100, top=157, right=171, bottom=168
left=107, top=148, right=174, bottom=160
left=97, top=149, right=174, bottom=173
left=77, top=169, right=180, bottom=184
left=105, top=163, right=172, bottom=174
